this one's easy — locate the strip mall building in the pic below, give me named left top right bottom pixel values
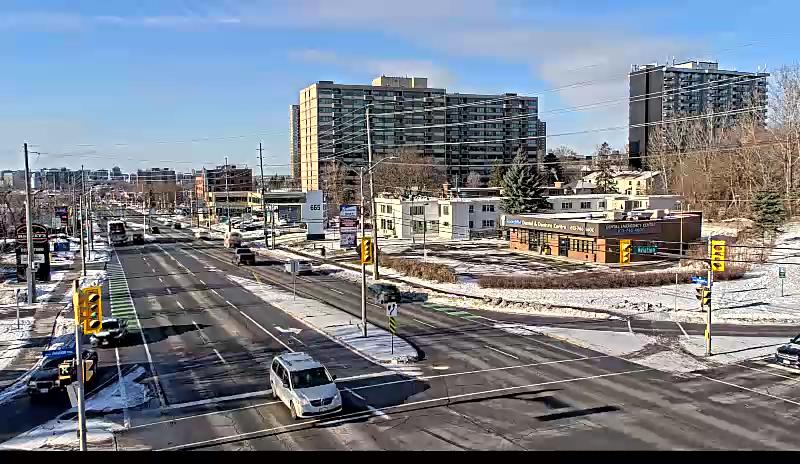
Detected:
left=503, top=210, right=702, bottom=263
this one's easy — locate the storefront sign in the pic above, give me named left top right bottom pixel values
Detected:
left=504, top=216, right=598, bottom=236
left=601, top=221, right=661, bottom=236
left=339, top=204, right=359, bottom=249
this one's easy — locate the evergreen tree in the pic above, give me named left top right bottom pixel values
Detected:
left=594, top=158, right=619, bottom=194
left=501, top=148, right=549, bottom=214
left=542, top=152, right=563, bottom=184
left=488, top=161, right=506, bottom=188
left=752, top=190, right=786, bottom=234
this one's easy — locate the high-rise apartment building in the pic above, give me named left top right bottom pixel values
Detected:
left=296, top=76, right=545, bottom=192
left=289, top=104, right=301, bottom=180
left=628, top=60, right=768, bottom=169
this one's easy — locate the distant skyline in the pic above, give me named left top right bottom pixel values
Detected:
left=0, top=0, right=797, bottom=173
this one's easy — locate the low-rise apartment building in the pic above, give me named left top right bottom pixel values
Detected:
left=547, top=194, right=682, bottom=213
left=579, top=170, right=665, bottom=195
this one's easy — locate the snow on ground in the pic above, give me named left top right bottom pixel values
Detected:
left=498, top=324, right=786, bottom=374
left=85, top=366, right=150, bottom=413
left=228, top=274, right=418, bottom=363
left=0, top=418, right=122, bottom=450
left=0, top=316, right=35, bottom=372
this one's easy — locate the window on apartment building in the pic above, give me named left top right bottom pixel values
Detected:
left=580, top=201, right=592, bottom=209
left=481, top=219, right=495, bottom=228
left=482, top=204, right=495, bottom=212
left=599, top=201, right=606, bottom=208
left=561, top=202, right=573, bottom=209
left=380, top=219, right=386, bottom=229
left=443, top=205, right=449, bottom=215
left=469, top=220, right=474, bottom=229
left=386, top=205, right=392, bottom=214
left=634, top=201, right=643, bottom=208
left=469, top=205, right=474, bottom=213
left=387, top=220, right=393, bottom=230
left=380, top=205, right=385, bottom=213
left=410, top=206, right=424, bottom=216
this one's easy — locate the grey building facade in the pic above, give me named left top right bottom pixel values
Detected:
left=289, top=104, right=301, bottom=180
left=628, top=60, right=768, bottom=169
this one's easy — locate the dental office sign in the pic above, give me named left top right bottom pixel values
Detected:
left=504, top=216, right=597, bottom=236
left=601, top=221, right=660, bottom=236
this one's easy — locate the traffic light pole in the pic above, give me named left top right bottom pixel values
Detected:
left=706, top=266, right=713, bottom=356
left=360, top=167, right=367, bottom=338
left=73, top=280, right=87, bottom=451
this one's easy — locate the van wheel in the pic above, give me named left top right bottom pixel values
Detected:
left=290, top=401, right=298, bottom=420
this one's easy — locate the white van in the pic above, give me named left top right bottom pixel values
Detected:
left=224, top=231, right=242, bottom=248
left=270, top=352, right=341, bottom=419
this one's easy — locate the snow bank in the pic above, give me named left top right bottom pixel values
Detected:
left=0, top=418, right=122, bottom=450
left=228, top=275, right=419, bottom=363
left=0, top=316, right=35, bottom=372
left=85, top=366, right=150, bottom=413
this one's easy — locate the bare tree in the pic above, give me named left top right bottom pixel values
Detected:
left=465, top=171, right=482, bottom=188
left=372, top=148, right=446, bottom=197
left=320, top=161, right=355, bottom=219
left=551, top=145, right=578, bottom=159
left=770, top=65, right=800, bottom=213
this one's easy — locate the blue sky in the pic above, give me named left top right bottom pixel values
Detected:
left=0, top=0, right=797, bottom=173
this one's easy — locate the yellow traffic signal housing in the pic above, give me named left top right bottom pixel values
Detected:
left=361, top=238, right=374, bottom=265
left=619, top=239, right=631, bottom=265
left=76, top=286, right=103, bottom=335
left=710, top=240, right=726, bottom=272
left=695, top=286, right=711, bottom=306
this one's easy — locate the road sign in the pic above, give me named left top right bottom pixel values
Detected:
left=386, top=302, right=398, bottom=317
left=43, top=348, right=73, bottom=358
left=779, top=267, right=786, bottom=279
left=389, top=316, right=397, bottom=335
left=633, top=245, right=658, bottom=254
left=691, top=276, right=708, bottom=285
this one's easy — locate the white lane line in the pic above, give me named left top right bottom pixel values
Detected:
left=485, top=345, right=520, bottom=360
left=290, top=336, right=305, bottom=346
left=413, top=318, right=437, bottom=329
left=158, top=277, right=165, bottom=283
left=675, top=320, right=690, bottom=338
left=238, top=310, right=295, bottom=352
left=212, top=348, right=227, bottom=365
left=341, top=387, right=390, bottom=420
left=116, top=251, right=166, bottom=407
left=627, top=319, right=634, bottom=334
left=699, top=374, right=800, bottom=407
left=176, top=301, right=184, bottom=310
left=130, top=400, right=283, bottom=430
left=211, top=289, right=220, bottom=296
left=733, top=363, right=799, bottom=381
left=327, top=287, right=345, bottom=295
left=115, top=348, right=131, bottom=429
left=160, top=367, right=651, bottom=451
left=225, top=300, right=235, bottom=308
left=165, top=287, right=173, bottom=295
left=336, top=371, right=399, bottom=382
left=161, top=389, right=275, bottom=412
left=198, top=279, right=206, bottom=285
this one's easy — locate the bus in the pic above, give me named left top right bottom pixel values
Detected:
left=107, top=220, right=128, bottom=246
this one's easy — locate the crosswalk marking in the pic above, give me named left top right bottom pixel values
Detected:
left=107, top=260, right=140, bottom=330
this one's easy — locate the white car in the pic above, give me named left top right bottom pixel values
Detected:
left=194, top=230, right=210, bottom=240
left=270, top=352, right=342, bottom=419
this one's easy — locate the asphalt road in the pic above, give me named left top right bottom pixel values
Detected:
left=6, top=216, right=800, bottom=450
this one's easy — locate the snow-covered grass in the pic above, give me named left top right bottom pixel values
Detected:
left=0, top=418, right=122, bottom=450
left=228, top=274, right=418, bottom=363
left=0, top=316, right=35, bottom=373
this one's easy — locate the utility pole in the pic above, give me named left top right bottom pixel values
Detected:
left=80, top=166, right=86, bottom=277
left=225, top=156, right=231, bottom=233
left=706, top=239, right=714, bottom=356
left=88, top=183, right=94, bottom=254
left=360, top=167, right=367, bottom=338
left=23, top=143, right=36, bottom=304
left=258, top=143, right=269, bottom=248
left=365, top=106, right=379, bottom=279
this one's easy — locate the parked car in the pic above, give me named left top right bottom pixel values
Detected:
left=233, top=247, right=256, bottom=266
left=149, top=226, right=160, bottom=234
left=284, top=259, right=312, bottom=275
left=368, top=282, right=401, bottom=304
left=195, top=230, right=210, bottom=240
left=775, top=334, right=800, bottom=368
left=132, top=232, right=145, bottom=245
left=89, top=318, right=128, bottom=347
left=173, top=222, right=182, bottom=230
left=269, top=352, right=341, bottom=419
left=28, top=348, right=98, bottom=397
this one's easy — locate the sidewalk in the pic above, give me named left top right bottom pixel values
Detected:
left=228, top=274, right=419, bottom=364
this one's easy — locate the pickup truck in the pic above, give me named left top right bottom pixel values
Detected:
left=89, top=318, right=128, bottom=347
left=28, top=349, right=98, bottom=397
left=233, top=247, right=256, bottom=266
left=775, top=333, right=800, bottom=368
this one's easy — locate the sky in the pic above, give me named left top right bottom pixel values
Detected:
left=0, top=0, right=797, bottom=174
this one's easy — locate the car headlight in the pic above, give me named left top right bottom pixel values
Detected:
left=298, top=396, right=310, bottom=405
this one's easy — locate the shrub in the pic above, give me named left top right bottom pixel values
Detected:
left=478, top=264, right=748, bottom=289
left=377, top=252, right=458, bottom=283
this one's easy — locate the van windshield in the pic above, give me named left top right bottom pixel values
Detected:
left=290, top=367, right=332, bottom=389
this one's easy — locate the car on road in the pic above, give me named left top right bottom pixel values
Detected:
left=28, top=348, right=98, bottom=397
left=270, top=352, right=341, bottom=419
left=195, top=230, right=211, bottom=240
left=224, top=231, right=243, bottom=248
left=284, top=259, right=312, bottom=275
left=233, top=247, right=256, bottom=266
left=89, top=318, right=128, bottom=347
left=163, top=221, right=174, bottom=228
left=150, top=226, right=160, bottom=234
left=775, top=334, right=800, bottom=368
left=173, top=222, right=182, bottom=229
left=368, top=282, right=401, bottom=304
left=132, top=232, right=145, bottom=245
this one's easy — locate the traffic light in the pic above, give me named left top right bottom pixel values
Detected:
left=710, top=240, right=726, bottom=272
left=361, top=238, right=374, bottom=265
left=695, top=286, right=711, bottom=306
left=75, top=286, right=103, bottom=335
left=619, top=239, right=631, bottom=265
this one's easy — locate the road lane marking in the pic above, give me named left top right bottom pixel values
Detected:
left=165, top=287, right=172, bottom=295
left=159, top=366, right=652, bottom=451
left=290, top=336, right=305, bottom=346
left=327, top=287, right=345, bottom=295
left=733, top=362, right=799, bottom=381
left=225, top=300, right=235, bottom=308
left=627, top=319, right=634, bottom=334
left=211, top=289, right=220, bottom=296
left=158, top=277, right=164, bottom=283
left=485, top=345, right=520, bottom=360
left=238, top=310, right=294, bottom=352
left=161, top=389, right=276, bottom=412
left=115, top=348, right=131, bottom=429
left=412, top=318, right=437, bottom=329
left=176, top=301, right=184, bottom=310
left=698, top=374, right=800, bottom=407
left=212, top=348, right=227, bottom=364
left=130, top=399, right=284, bottom=430
left=675, top=320, right=689, bottom=338
left=341, top=387, right=390, bottom=419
